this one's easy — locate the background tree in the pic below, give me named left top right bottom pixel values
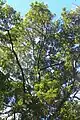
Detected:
left=0, top=0, right=80, bottom=120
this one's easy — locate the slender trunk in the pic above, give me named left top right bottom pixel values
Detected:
left=13, top=112, right=16, bottom=120
left=8, top=31, right=26, bottom=104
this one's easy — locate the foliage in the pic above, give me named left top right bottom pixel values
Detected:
left=0, top=0, right=80, bottom=120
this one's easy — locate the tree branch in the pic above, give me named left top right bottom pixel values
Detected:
left=7, top=30, right=26, bottom=104
left=40, top=61, right=65, bottom=71
left=0, top=110, right=12, bottom=115
left=74, top=96, right=80, bottom=100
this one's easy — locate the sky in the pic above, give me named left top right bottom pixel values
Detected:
left=6, top=0, right=80, bottom=18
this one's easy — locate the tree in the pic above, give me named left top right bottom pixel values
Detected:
left=0, top=0, right=80, bottom=119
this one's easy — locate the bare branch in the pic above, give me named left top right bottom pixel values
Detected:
left=0, top=110, right=12, bottom=115
left=40, top=61, right=65, bottom=71
left=7, top=30, right=26, bottom=104
left=74, top=96, right=80, bottom=100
